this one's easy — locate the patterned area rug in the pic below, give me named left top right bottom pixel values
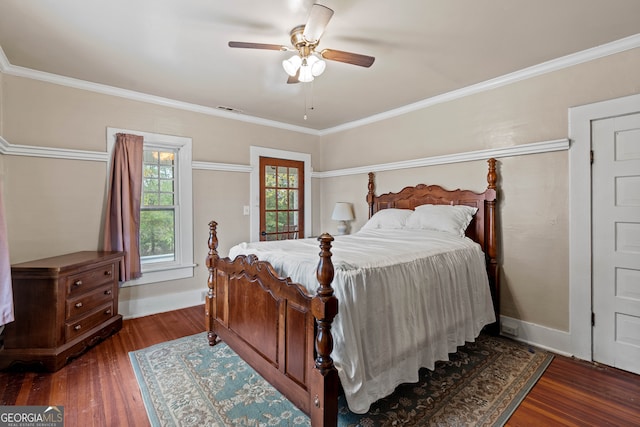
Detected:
left=129, top=333, right=553, bottom=426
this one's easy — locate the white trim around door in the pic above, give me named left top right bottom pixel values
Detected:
left=568, top=92, right=640, bottom=361
left=249, top=146, right=312, bottom=242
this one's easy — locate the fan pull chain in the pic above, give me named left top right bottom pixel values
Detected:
left=303, top=81, right=315, bottom=120
left=304, top=82, right=309, bottom=120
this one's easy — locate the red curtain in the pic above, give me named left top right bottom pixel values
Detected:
left=104, top=133, right=143, bottom=281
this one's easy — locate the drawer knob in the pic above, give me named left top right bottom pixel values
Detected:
left=73, top=280, right=83, bottom=287
left=74, top=324, right=82, bottom=331
left=104, top=290, right=112, bottom=295
left=105, top=270, right=112, bottom=276
left=105, top=309, right=112, bottom=315
left=75, top=302, right=83, bottom=308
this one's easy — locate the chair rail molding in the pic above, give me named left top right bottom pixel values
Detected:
left=313, top=138, right=570, bottom=178
left=0, top=135, right=569, bottom=177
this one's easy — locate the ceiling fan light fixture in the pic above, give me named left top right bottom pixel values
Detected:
left=229, top=4, right=375, bottom=85
left=282, top=55, right=302, bottom=76
left=298, top=63, right=314, bottom=82
left=311, top=58, right=326, bottom=77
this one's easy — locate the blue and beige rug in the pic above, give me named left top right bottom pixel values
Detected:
left=129, top=332, right=553, bottom=426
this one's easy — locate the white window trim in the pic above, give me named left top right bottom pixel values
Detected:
left=106, top=127, right=194, bottom=286
left=250, top=146, right=312, bottom=241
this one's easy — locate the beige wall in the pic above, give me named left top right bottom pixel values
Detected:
left=0, top=75, right=321, bottom=313
left=319, top=48, right=640, bottom=332
left=1, top=47, right=639, bottom=333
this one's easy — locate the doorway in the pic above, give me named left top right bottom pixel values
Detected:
left=259, top=156, right=305, bottom=241
left=591, top=113, right=640, bottom=374
left=569, top=93, right=640, bottom=372
left=249, top=146, right=312, bottom=242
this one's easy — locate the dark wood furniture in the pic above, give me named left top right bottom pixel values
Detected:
left=5, top=305, right=640, bottom=427
left=3, top=305, right=640, bottom=427
left=205, top=158, right=499, bottom=426
left=0, top=251, right=124, bottom=372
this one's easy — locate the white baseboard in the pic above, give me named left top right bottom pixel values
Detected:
left=499, top=315, right=575, bottom=359
left=118, top=288, right=204, bottom=320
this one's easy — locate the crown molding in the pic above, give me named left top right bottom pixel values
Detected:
left=1, top=34, right=639, bottom=136
left=319, top=33, right=640, bottom=135
left=0, top=47, right=320, bottom=137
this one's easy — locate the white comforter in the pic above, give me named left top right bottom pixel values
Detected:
left=229, top=228, right=495, bottom=414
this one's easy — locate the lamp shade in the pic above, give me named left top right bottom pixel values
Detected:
left=282, top=54, right=326, bottom=81
left=331, top=202, right=354, bottom=221
left=298, top=63, right=314, bottom=82
left=311, top=58, right=326, bottom=76
left=282, top=55, right=302, bottom=76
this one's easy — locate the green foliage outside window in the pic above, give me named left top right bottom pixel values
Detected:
left=140, top=210, right=175, bottom=257
left=141, top=150, right=176, bottom=260
left=264, top=166, right=299, bottom=240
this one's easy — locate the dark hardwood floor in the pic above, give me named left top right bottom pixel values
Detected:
left=1, top=305, right=639, bottom=426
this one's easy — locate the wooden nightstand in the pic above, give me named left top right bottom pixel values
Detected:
left=0, top=251, right=124, bottom=371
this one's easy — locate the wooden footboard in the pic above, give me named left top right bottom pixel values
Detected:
left=206, top=222, right=339, bottom=427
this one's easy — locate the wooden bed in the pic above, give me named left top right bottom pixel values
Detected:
left=205, top=158, right=499, bottom=426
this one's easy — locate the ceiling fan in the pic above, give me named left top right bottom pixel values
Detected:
left=228, top=4, right=375, bottom=84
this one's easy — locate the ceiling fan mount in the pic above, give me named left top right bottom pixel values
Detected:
left=228, top=4, right=375, bottom=84
left=289, top=25, right=317, bottom=54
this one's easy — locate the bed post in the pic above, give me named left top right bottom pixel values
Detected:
left=310, top=233, right=339, bottom=427
left=485, top=158, right=500, bottom=333
left=206, top=221, right=219, bottom=346
left=367, top=172, right=375, bottom=218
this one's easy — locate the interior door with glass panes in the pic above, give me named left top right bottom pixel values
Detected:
left=259, top=156, right=304, bottom=241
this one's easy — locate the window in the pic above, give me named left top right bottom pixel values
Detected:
left=141, top=148, right=177, bottom=263
left=107, top=128, right=194, bottom=286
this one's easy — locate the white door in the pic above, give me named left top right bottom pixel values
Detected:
left=592, top=112, right=640, bottom=375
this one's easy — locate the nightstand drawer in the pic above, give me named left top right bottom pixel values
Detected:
left=67, top=263, right=116, bottom=296
left=66, top=285, right=114, bottom=320
left=65, top=302, right=115, bottom=341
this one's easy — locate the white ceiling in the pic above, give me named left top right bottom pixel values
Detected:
left=0, top=0, right=639, bottom=132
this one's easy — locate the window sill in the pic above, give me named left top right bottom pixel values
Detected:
left=121, top=263, right=196, bottom=287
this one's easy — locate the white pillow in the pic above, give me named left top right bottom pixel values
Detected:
left=405, top=204, right=478, bottom=237
left=361, top=208, right=413, bottom=230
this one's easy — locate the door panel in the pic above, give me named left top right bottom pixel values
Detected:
left=592, top=112, right=640, bottom=375
left=259, top=157, right=304, bottom=241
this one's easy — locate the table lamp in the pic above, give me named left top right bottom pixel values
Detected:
left=331, top=202, right=354, bottom=235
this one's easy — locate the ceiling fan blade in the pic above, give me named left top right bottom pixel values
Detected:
left=287, top=69, right=300, bottom=84
left=320, top=49, right=375, bottom=67
left=302, top=4, right=334, bottom=43
left=228, top=41, right=287, bottom=51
